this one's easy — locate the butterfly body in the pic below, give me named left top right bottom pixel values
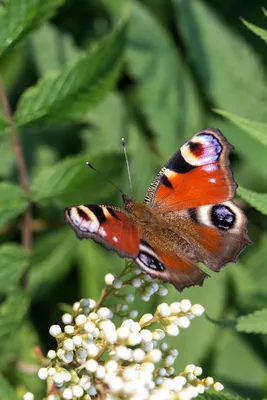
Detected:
left=65, top=129, right=251, bottom=291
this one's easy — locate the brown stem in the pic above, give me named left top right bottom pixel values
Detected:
left=95, top=287, right=114, bottom=310
left=0, top=75, right=32, bottom=285
left=140, top=315, right=159, bottom=328
left=21, top=206, right=32, bottom=254
left=0, top=77, right=29, bottom=195
left=16, top=361, right=40, bottom=375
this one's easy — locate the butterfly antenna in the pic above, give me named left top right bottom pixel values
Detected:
left=121, top=138, right=133, bottom=198
left=86, top=162, right=124, bottom=196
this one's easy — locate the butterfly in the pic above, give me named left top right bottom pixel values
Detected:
left=64, top=129, right=251, bottom=292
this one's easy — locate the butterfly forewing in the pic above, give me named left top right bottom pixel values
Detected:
left=64, top=205, right=141, bottom=258
left=145, top=129, right=236, bottom=210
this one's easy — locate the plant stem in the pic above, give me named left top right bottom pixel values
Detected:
left=0, top=77, right=29, bottom=195
left=0, top=75, right=32, bottom=286
left=140, top=315, right=159, bottom=328
left=95, top=287, right=115, bottom=310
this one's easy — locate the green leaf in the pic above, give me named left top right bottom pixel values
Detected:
left=174, top=0, right=267, bottom=123
left=77, top=240, right=125, bottom=300
left=126, top=1, right=202, bottom=156
left=30, top=154, right=95, bottom=204
left=82, top=98, right=160, bottom=202
left=29, top=228, right=76, bottom=300
left=199, top=391, right=246, bottom=400
left=0, top=374, right=18, bottom=400
left=0, top=244, right=28, bottom=294
left=0, top=0, right=65, bottom=57
left=0, top=290, right=29, bottom=370
left=237, top=309, right=267, bottom=334
left=0, top=133, right=15, bottom=178
left=236, top=235, right=267, bottom=309
left=0, top=116, right=7, bottom=129
left=14, top=23, right=126, bottom=126
left=207, top=115, right=267, bottom=182
left=229, top=262, right=261, bottom=311
left=10, top=321, right=44, bottom=398
left=0, top=182, right=28, bottom=227
left=237, top=187, right=267, bottom=215
left=82, top=91, right=128, bottom=156
left=102, top=0, right=129, bottom=25
left=214, top=109, right=267, bottom=148
left=123, top=125, right=159, bottom=202
left=31, top=152, right=123, bottom=207
left=205, top=314, right=237, bottom=329
left=31, top=23, right=80, bottom=76
left=213, top=330, right=266, bottom=389
left=168, top=268, right=227, bottom=369
left=31, top=145, right=58, bottom=180
left=0, top=43, right=27, bottom=93
left=242, top=18, right=267, bottom=44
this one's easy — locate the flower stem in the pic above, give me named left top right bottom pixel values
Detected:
left=140, top=315, right=159, bottom=328
left=95, top=263, right=134, bottom=310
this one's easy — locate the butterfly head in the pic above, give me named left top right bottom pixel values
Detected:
left=122, top=194, right=135, bottom=211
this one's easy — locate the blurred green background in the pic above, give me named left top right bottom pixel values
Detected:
left=1, top=0, right=267, bottom=399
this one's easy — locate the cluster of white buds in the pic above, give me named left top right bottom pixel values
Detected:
left=129, top=266, right=169, bottom=301
left=24, top=273, right=224, bottom=400
left=105, top=267, right=169, bottom=305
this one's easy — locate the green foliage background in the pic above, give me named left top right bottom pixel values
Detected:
left=0, top=0, right=267, bottom=399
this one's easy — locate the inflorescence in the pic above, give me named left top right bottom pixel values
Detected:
left=24, top=266, right=224, bottom=400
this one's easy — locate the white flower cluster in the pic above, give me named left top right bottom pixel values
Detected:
left=24, top=278, right=224, bottom=400
left=127, top=266, right=169, bottom=302
left=105, top=267, right=169, bottom=304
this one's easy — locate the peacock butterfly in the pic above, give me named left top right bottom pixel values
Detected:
left=64, top=129, right=251, bottom=292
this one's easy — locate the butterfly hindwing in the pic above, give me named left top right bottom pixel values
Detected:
left=64, top=205, right=141, bottom=258
left=136, top=240, right=209, bottom=292
left=162, top=201, right=251, bottom=273
left=145, top=129, right=236, bottom=210
left=190, top=201, right=251, bottom=270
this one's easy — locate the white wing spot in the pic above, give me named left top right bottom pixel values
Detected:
left=203, top=164, right=217, bottom=173
left=88, top=219, right=100, bottom=233
left=209, top=178, right=216, bottom=183
left=99, top=227, right=107, bottom=237
left=113, top=236, right=118, bottom=243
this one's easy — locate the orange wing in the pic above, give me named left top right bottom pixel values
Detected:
left=65, top=205, right=141, bottom=258
left=184, top=202, right=251, bottom=271
left=162, top=201, right=251, bottom=273
left=135, top=202, right=251, bottom=291
left=136, top=239, right=209, bottom=292
left=144, top=129, right=236, bottom=211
